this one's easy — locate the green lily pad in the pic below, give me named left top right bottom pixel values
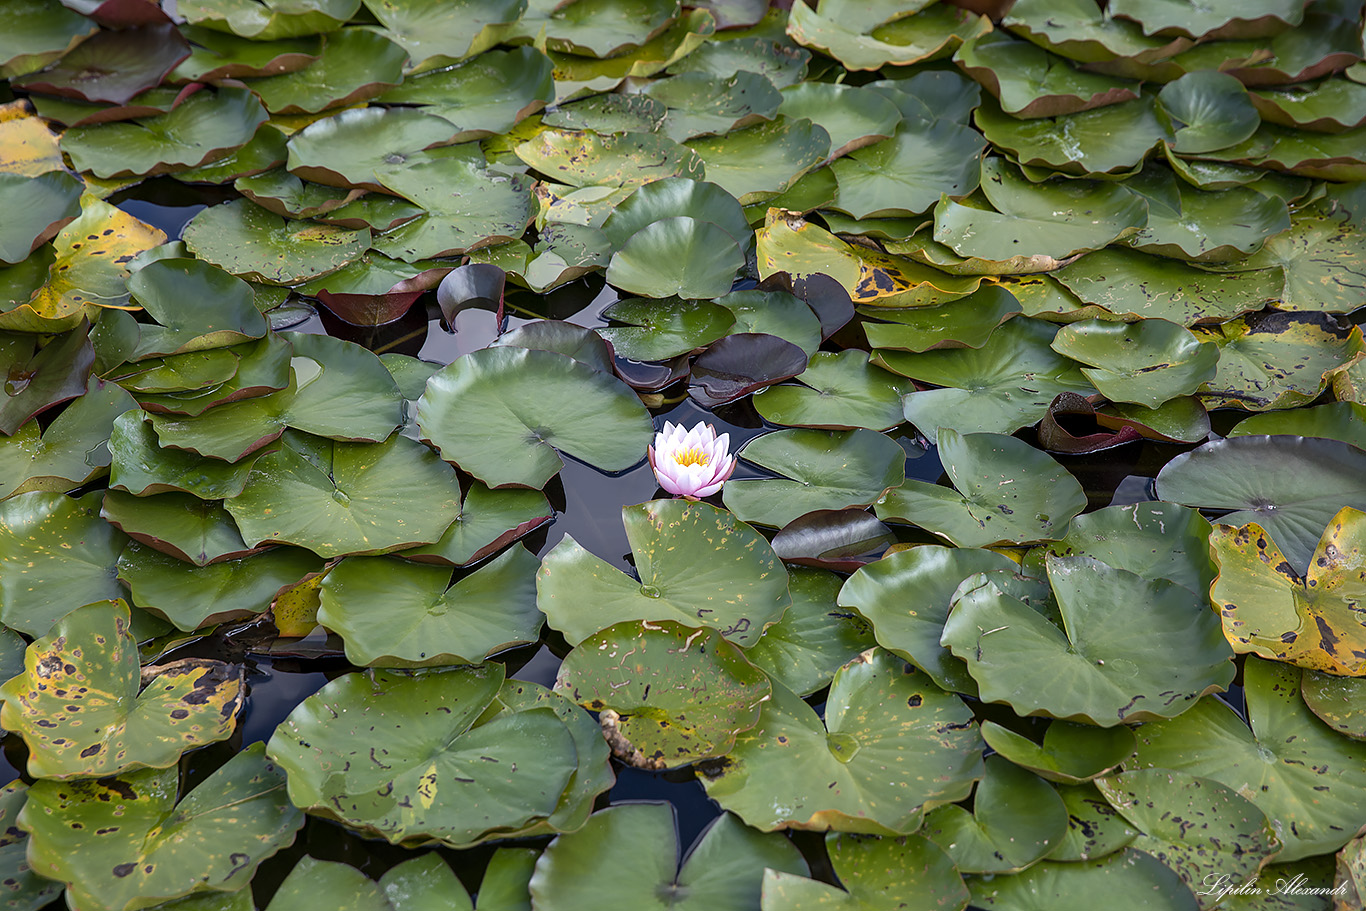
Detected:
left=743, top=566, right=875, bottom=697
left=1209, top=216, right=1366, bottom=314
left=555, top=620, right=771, bottom=769
left=1122, top=165, right=1289, bottom=262
left=923, top=755, right=1069, bottom=874
left=0, top=599, right=242, bottom=777
left=543, top=8, right=715, bottom=100
left=182, top=199, right=368, bottom=285
left=244, top=28, right=405, bottom=115
left=760, top=831, right=968, bottom=911
left=101, top=490, right=258, bottom=565
left=0, top=0, right=98, bottom=80
left=417, top=345, right=653, bottom=489
left=119, top=542, right=322, bottom=630
left=318, top=544, right=542, bottom=667
left=537, top=498, right=789, bottom=648
left=700, top=649, right=983, bottom=834
left=61, top=86, right=268, bottom=179
left=12, top=22, right=188, bottom=105
left=955, top=31, right=1140, bottom=118
left=21, top=743, right=303, bottom=911
left=838, top=544, right=1015, bottom=694
left=1108, top=0, right=1303, bottom=40
left=598, top=297, right=734, bottom=360
left=512, top=0, right=679, bottom=58
left=529, top=803, right=808, bottom=911
left=787, top=1, right=991, bottom=72
left=1252, top=77, right=1366, bottom=132
left=981, top=720, right=1135, bottom=785
left=1032, top=501, right=1215, bottom=595
left=1228, top=402, right=1366, bottom=448
left=0, top=376, right=134, bottom=500
left=180, top=0, right=359, bottom=39
left=266, top=663, right=584, bottom=847
left=1050, top=318, right=1218, bottom=408
left=752, top=350, right=909, bottom=430
left=684, top=115, right=830, bottom=204
left=933, top=158, right=1147, bottom=265
left=126, top=258, right=268, bottom=359
left=516, top=128, right=704, bottom=187
left=397, top=480, right=551, bottom=566
left=881, top=317, right=1093, bottom=438
left=969, top=849, right=1198, bottom=910
left=943, top=554, right=1234, bottom=725
left=876, top=429, right=1087, bottom=547
left=860, top=285, right=1020, bottom=352
left=1053, top=247, right=1283, bottom=325
left=148, top=334, right=402, bottom=461
left=541, top=92, right=667, bottom=135
left=600, top=176, right=751, bottom=250
left=0, top=323, right=94, bottom=436
left=1096, top=769, right=1280, bottom=907
left=668, top=35, right=809, bottom=88
left=1046, top=783, right=1140, bottom=862
left=488, top=320, right=614, bottom=373
left=647, top=71, right=783, bottom=142
left=715, top=288, right=823, bottom=356
left=776, top=82, right=901, bottom=159
left=1301, top=670, right=1366, bottom=740
left=108, top=409, right=267, bottom=501
left=1130, top=656, right=1366, bottom=861
left=0, top=780, right=62, bottom=911
left=225, top=430, right=463, bottom=558
left=370, top=156, right=535, bottom=262
left=723, top=428, right=905, bottom=528
left=605, top=216, right=746, bottom=299
left=377, top=46, right=554, bottom=140
left=975, top=95, right=1171, bottom=176
left=828, top=118, right=984, bottom=220
left=234, top=169, right=365, bottom=220
left=359, top=0, right=523, bottom=66
left=1210, top=507, right=1366, bottom=675
left=1192, top=311, right=1363, bottom=412
left=168, top=26, right=321, bottom=82
left=1157, top=70, right=1261, bottom=154
left=0, top=171, right=82, bottom=265
left=0, top=490, right=126, bottom=636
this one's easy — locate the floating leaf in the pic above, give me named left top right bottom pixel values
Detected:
left=397, top=480, right=551, bottom=567
left=955, top=31, right=1139, bottom=118
left=1252, top=77, right=1366, bottom=132
left=828, top=118, right=984, bottom=220
left=1122, top=164, right=1289, bottom=262
left=605, top=217, right=746, bottom=299
left=1108, top=0, right=1303, bottom=41
left=0, top=599, right=242, bottom=778
left=516, top=128, right=704, bottom=187
left=0, top=322, right=94, bottom=435
left=1209, top=216, right=1366, bottom=314
left=1301, top=670, right=1366, bottom=740
left=760, top=831, right=968, bottom=911
left=537, top=498, right=790, bottom=648
left=688, top=332, right=809, bottom=407
left=245, top=28, right=404, bottom=114
left=752, top=350, right=909, bottom=430
left=684, top=115, right=830, bottom=204
left=1157, top=70, right=1260, bottom=154
left=860, top=285, right=1020, bottom=352
left=0, top=0, right=99, bottom=79
left=1228, top=401, right=1366, bottom=448
left=0, top=99, right=68, bottom=175
left=1045, top=784, right=1139, bottom=863
left=968, top=849, right=1197, bottom=910
left=541, top=92, right=667, bottom=135
left=1050, top=318, right=1218, bottom=408
left=555, top=620, right=771, bottom=769
left=876, top=429, right=1087, bottom=548
left=180, top=0, right=359, bottom=39
left=700, top=649, right=983, bottom=834
left=0, top=376, right=134, bottom=499
left=787, top=1, right=991, bottom=72
left=101, top=490, right=259, bottom=565
left=0, top=780, right=61, bottom=910
left=126, top=257, right=268, bottom=358
left=723, top=428, right=905, bottom=528
left=0, top=171, right=82, bottom=265
left=318, top=545, right=542, bottom=667
left=776, top=82, right=901, bottom=159
left=182, top=199, right=369, bottom=285
left=417, top=345, right=653, bottom=489
left=975, top=95, right=1171, bottom=176
left=107, top=410, right=264, bottom=499
left=1033, top=501, right=1215, bottom=595
left=942, top=554, right=1234, bottom=725
left=715, top=288, right=822, bottom=357
left=981, top=720, right=1135, bottom=785
left=668, top=35, right=809, bottom=89
left=598, top=297, right=734, bottom=360
left=13, top=22, right=188, bottom=105
left=647, top=71, right=783, bottom=142
left=529, top=804, right=808, bottom=911
left=168, top=25, right=320, bottom=81
left=543, top=9, right=716, bottom=100
left=600, top=176, right=751, bottom=250
left=21, top=743, right=303, bottom=911
left=1130, top=656, right=1366, bottom=861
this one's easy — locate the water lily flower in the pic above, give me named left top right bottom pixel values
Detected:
left=648, top=421, right=737, bottom=500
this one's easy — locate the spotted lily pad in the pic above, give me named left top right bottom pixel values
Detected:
left=1130, top=656, right=1366, bottom=861
left=318, top=545, right=542, bottom=667
left=182, top=199, right=369, bottom=285
left=980, top=721, right=1135, bottom=785
left=787, top=1, right=991, bottom=72
left=723, top=428, right=905, bottom=528
left=598, top=297, right=734, bottom=360
left=700, top=649, right=983, bottom=834
left=555, top=620, right=771, bottom=769
left=1122, top=164, right=1289, bottom=262
left=516, top=129, right=704, bottom=187
left=860, top=285, right=1021, bottom=352
left=1208, top=216, right=1366, bottom=314
left=828, top=118, right=984, bottom=220
left=20, top=743, right=302, bottom=911
left=0, top=599, right=242, bottom=778
left=266, top=663, right=585, bottom=848
left=537, top=498, right=789, bottom=648
left=944, top=554, right=1234, bottom=725
left=417, top=345, right=653, bottom=489
left=1050, top=318, right=1218, bottom=408
left=760, top=831, right=968, bottom=911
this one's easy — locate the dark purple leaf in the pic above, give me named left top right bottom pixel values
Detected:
left=60, top=0, right=173, bottom=26
left=0, top=321, right=96, bottom=436
left=759, top=271, right=853, bottom=340
left=688, top=332, right=808, bottom=406
left=15, top=24, right=190, bottom=105
left=615, top=354, right=690, bottom=392
left=1038, top=392, right=1142, bottom=454
left=771, top=508, right=896, bottom=572
left=436, top=263, right=505, bottom=327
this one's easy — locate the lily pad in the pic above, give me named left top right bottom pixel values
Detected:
left=647, top=71, right=784, bottom=142
left=126, top=257, right=268, bottom=358
left=828, top=118, right=984, bottom=220
left=0, top=100, right=67, bottom=176
left=318, top=544, right=543, bottom=667
left=876, top=429, right=1087, bottom=548
left=397, top=480, right=551, bottom=566
left=516, top=128, right=704, bottom=187
left=180, top=0, right=359, bottom=39
left=1157, top=70, right=1261, bottom=154
left=0, top=490, right=126, bottom=636
left=969, top=849, right=1198, bottom=911
left=1301, top=670, right=1366, bottom=740
left=668, top=35, right=809, bottom=88
left=1108, top=0, right=1303, bottom=40
left=168, top=26, right=321, bottom=81
left=1050, top=318, right=1218, bottom=409
left=955, top=31, right=1140, bottom=118
left=417, top=345, right=653, bottom=489
left=283, top=107, right=463, bottom=190
left=1122, top=165, right=1290, bottom=262
left=883, top=317, right=1093, bottom=438
left=743, top=567, right=875, bottom=697
left=541, top=92, right=667, bottom=135
left=360, top=0, right=523, bottom=66
left=684, top=115, right=830, bottom=204
left=1210, top=216, right=1366, bottom=314
left=544, top=9, right=716, bottom=100
left=600, top=176, right=751, bottom=250
left=1252, top=77, right=1366, bottom=132
left=1228, top=402, right=1366, bottom=448
left=101, top=490, right=258, bottom=565
left=688, top=332, right=809, bottom=406
left=598, top=297, right=734, bottom=360
left=377, top=46, right=554, bottom=140
left=760, top=831, right=968, bottom=911
left=182, top=199, right=369, bottom=285
left=244, top=28, right=405, bottom=114
left=786, top=1, right=991, bottom=72
left=0, top=376, right=135, bottom=499
left=529, top=804, right=808, bottom=911
left=860, top=285, right=1020, bottom=352
left=234, top=169, right=365, bottom=220
left=537, top=498, right=789, bottom=648
left=714, top=288, right=823, bottom=356
left=606, top=217, right=746, bottom=299
left=0, top=0, right=98, bottom=80
left=923, top=755, right=1069, bottom=874
left=981, top=720, right=1136, bottom=785
left=974, top=95, right=1171, bottom=176
left=776, top=82, right=901, bottom=159
left=108, top=411, right=264, bottom=499
left=700, top=649, right=983, bottom=834
left=722, top=428, right=904, bottom=528
left=752, top=350, right=909, bottom=430
left=61, top=86, right=269, bottom=179
left=1191, top=311, right=1363, bottom=412
left=20, top=743, right=302, bottom=911
left=0, top=780, right=61, bottom=911
left=0, top=599, right=242, bottom=778
left=0, top=321, right=94, bottom=435
left=13, top=22, right=188, bottom=105
left=555, top=620, right=771, bottom=769
left=0, top=171, right=82, bottom=265
left=266, top=663, right=584, bottom=847
left=225, top=430, right=464, bottom=558
left=1130, top=656, right=1366, bottom=861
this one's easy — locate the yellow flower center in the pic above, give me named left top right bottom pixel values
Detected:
left=673, top=447, right=710, bottom=468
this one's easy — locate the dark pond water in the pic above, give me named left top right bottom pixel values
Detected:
left=11, top=183, right=1231, bottom=906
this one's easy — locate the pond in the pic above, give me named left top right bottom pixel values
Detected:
left=2, top=0, right=1366, bottom=909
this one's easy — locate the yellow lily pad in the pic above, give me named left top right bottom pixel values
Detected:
left=0, top=100, right=65, bottom=176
